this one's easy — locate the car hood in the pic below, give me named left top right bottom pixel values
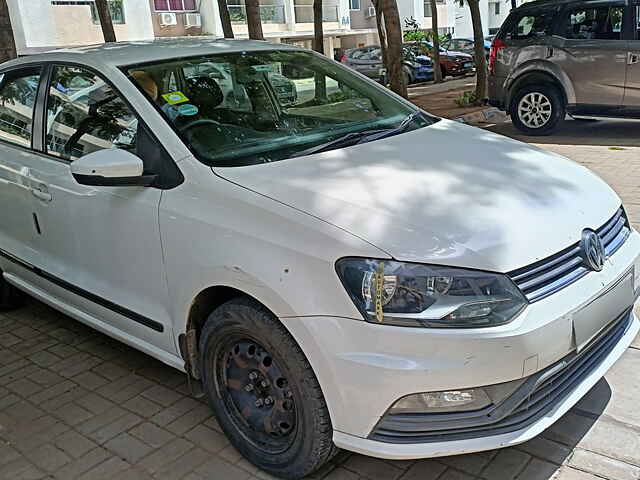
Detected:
left=214, top=120, right=621, bottom=272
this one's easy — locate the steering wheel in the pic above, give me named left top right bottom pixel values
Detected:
left=180, top=118, right=222, bottom=135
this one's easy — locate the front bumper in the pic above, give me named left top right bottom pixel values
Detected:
left=334, top=310, right=638, bottom=459
left=281, top=230, right=640, bottom=458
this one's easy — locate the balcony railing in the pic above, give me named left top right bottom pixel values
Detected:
left=227, top=4, right=286, bottom=24
left=293, top=5, right=339, bottom=23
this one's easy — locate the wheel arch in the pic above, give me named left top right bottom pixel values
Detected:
left=506, top=67, right=572, bottom=111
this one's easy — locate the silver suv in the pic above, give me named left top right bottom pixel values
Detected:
left=488, top=0, right=640, bottom=135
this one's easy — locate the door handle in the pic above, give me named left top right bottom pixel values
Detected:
left=628, top=52, right=639, bottom=65
left=30, top=184, right=52, bottom=202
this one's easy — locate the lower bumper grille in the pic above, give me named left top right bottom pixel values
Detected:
left=370, top=309, right=633, bottom=444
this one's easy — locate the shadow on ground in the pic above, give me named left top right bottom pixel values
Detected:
left=486, top=118, right=640, bottom=147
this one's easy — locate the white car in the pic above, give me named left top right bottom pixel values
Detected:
left=0, top=39, right=638, bottom=479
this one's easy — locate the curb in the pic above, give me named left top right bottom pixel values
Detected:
left=453, top=107, right=509, bottom=125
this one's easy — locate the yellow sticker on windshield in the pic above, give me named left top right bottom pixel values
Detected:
left=162, top=91, right=189, bottom=105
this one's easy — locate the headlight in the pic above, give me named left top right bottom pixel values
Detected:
left=335, top=258, right=527, bottom=328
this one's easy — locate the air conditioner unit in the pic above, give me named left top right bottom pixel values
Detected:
left=159, top=12, right=178, bottom=26
left=366, top=5, right=375, bottom=16
left=184, top=13, right=202, bottom=28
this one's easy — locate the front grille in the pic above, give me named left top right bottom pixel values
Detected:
left=508, top=208, right=630, bottom=302
left=370, top=309, right=632, bottom=444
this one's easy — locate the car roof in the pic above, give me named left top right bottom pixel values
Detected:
left=1, top=38, right=302, bottom=70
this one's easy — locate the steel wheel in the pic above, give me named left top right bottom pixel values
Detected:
left=517, top=92, right=552, bottom=129
left=216, top=336, right=297, bottom=454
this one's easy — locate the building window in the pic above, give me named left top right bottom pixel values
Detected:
left=423, top=0, right=444, bottom=17
left=349, top=0, right=360, bottom=10
left=494, top=2, right=500, bottom=15
left=153, top=0, right=197, bottom=11
left=90, top=0, right=125, bottom=24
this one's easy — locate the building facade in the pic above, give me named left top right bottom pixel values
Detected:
left=6, top=0, right=155, bottom=55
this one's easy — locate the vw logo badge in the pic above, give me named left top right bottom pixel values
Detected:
left=580, top=229, right=605, bottom=272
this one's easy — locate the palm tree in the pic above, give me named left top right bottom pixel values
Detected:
left=246, top=0, right=264, bottom=40
left=466, top=0, right=487, bottom=104
left=94, top=0, right=117, bottom=43
left=218, top=0, right=235, bottom=38
left=380, top=0, right=406, bottom=98
left=372, top=0, right=388, bottom=73
left=312, top=0, right=324, bottom=54
left=429, top=0, right=442, bottom=83
left=0, top=0, right=17, bottom=63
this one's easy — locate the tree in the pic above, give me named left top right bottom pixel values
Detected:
left=245, top=0, right=264, bottom=40
left=429, top=0, right=442, bottom=83
left=372, top=0, right=388, bottom=73
left=380, top=0, right=406, bottom=98
left=511, top=0, right=517, bottom=10
left=312, top=0, right=324, bottom=54
left=466, top=0, right=487, bottom=105
left=218, top=0, right=235, bottom=38
left=0, top=0, right=17, bottom=63
left=94, top=0, right=117, bottom=43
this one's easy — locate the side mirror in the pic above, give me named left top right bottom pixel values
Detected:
left=70, top=149, right=157, bottom=187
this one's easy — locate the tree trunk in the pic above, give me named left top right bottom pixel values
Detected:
left=312, top=0, right=324, bottom=53
left=246, top=0, right=264, bottom=40
left=511, top=0, right=517, bottom=10
left=95, top=0, right=116, bottom=43
left=467, top=0, right=487, bottom=105
left=218, top=0, right=235, bottom=38
left=430, top=0, right=442, bottom=83
left=0, top=0, right=17, bottom=63
left=381, top=0, right=406, bottom=98
left=372, top=0, right=388, bottom=75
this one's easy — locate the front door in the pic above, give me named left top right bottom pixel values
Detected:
left=550, top=2, right=628, bottom=111
left=622, top=4, right=640, bottom=111
left=0, top=66, right=44, bottom=271
left=28, top=64, right=174, bottom=353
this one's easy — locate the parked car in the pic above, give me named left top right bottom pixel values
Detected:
left=1, top=39, right=639, bottom=480
left=488, top=0, right=640, bottom=135
left=405, top=40, right=475, bottom=78
left=444, top=37, right=492, bottom=59
left=341, top=45, right=434, bottom=84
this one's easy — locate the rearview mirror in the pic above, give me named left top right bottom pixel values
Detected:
left=70, top=149, right=157, bottom=187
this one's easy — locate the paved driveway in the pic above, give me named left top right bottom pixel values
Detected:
left=1, top=121, right=640, bottom=480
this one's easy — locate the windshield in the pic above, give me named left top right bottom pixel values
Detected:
left=125, top=50, right=436, bottom=167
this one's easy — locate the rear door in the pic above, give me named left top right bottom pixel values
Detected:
left=622, top=3, right=640, bottom=111
left=0, top=66, right=43, bottom=271
left=550, top=2, right=628, bottom=111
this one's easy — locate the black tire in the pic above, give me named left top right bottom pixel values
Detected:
left=510, top=84, right=565, bottom=136
left=199, top=297, right=336, bottom=479
left=0, top=272, right=23, bottom=311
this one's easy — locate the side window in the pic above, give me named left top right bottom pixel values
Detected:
left=636, top=6, right=639, bottom=39
left=46, top=66, right=138, bottom=161
left=564, top=6, right=624, bottom=40
left=505, top=11, right=554, bottom=40
left=0, top=67, right=42, bottom=148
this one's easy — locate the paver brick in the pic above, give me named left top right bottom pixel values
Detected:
left=75, top=392, right=115, bottom=415
left=165, top=404, right=213, bottom=435
left=76, top=455, right=130, bottom=480
left=400, top=459, right=448, bottom=480
left=141, top=384, right=183, bottom=407
left=122, top=395, right=164, bottom=418
left=23, top=443, right=70, bottom=472
left=87, top=412, right=142, bottom=445
left=147, top=446, right=210, bottom=479
left=516, top=436, right=573, bottom=465
left=136, top=438, right=195, bottom=474
left=71, top=371, right=110, bottom=391
left=343, top=455, right=404, bottom=480
left=76, top=406, right=128, bottom=435
left=194, top=456, right=252, bottom=480
left=481, top=449, right=530, bottom=480
left=53, top=402, right=95, bottom=426
left=104, top=432, right=153, bottom=464
left=440, top=452, right=495, bottom=476
left=129, top=422, right=175, bottom=449
left=183, top=423, right=229, bottom=453
left=53, top=447, right=111, bottom=479
left=54, top=430, right=98, bottom=459
left=568, top=448, right=640, bottom=480
left=516, top=458, right=560, bottom=480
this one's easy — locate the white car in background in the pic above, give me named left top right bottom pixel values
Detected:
left=0, top=39, right=638, bottom=479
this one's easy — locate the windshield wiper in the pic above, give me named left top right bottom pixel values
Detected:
left=291, top=129, right=390, bottom=158
left=291, top=112, right=425, bottom=158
